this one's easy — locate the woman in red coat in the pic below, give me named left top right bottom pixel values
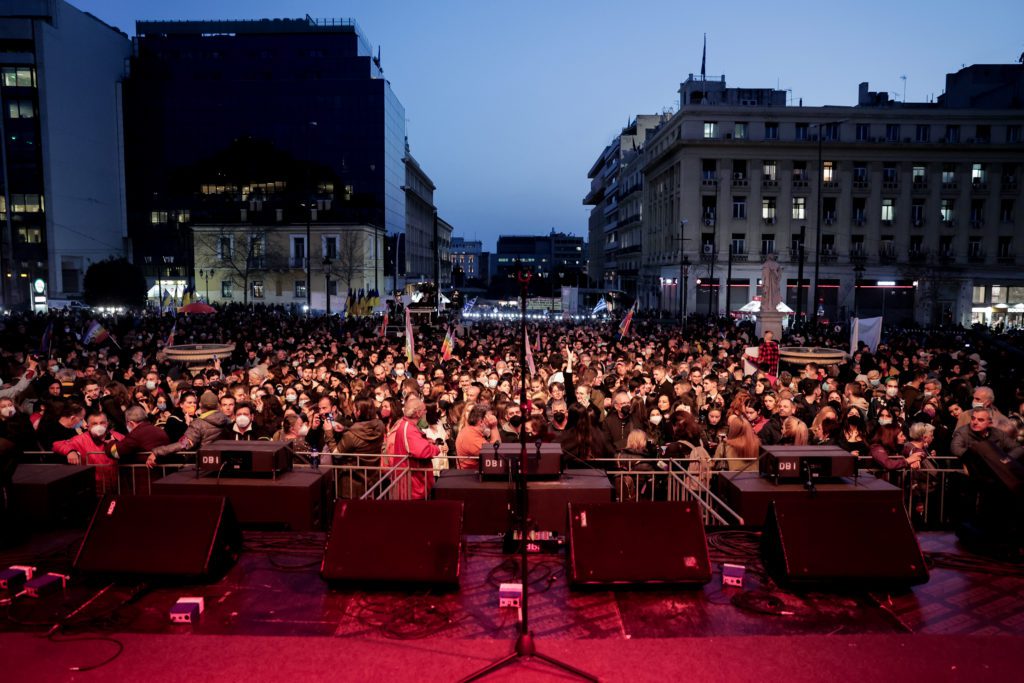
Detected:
left=386, top=395, right=440, bottom=500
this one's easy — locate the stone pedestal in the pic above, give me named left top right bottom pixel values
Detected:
left=756, top=310, right=784, bottom=340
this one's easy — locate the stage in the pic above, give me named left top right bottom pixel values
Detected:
left=2, top=528, right=1024, bottom=681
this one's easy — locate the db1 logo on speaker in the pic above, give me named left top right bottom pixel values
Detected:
left=201, top=455, right=221, bottom=466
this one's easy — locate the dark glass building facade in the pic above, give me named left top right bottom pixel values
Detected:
left=124, top=17, right=406, bottom=284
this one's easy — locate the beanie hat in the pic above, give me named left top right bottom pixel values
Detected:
left=200, top=390, right=219, bottom=411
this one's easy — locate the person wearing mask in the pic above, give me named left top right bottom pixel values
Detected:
left=36, top=401, right=86, bottom=451
left=229, top=402, right=263, bottom=440
left=837, top=409, right=870, bottom=459
left=276, top=414, right=311, bottom=452
left=0, top=396, right=38, bottom=452
left=151, top=391, right=232, bottom=458
left=956, top=387, right=1009, bottom=431
left=498, top=402, right=524, bottom=444
left=603, top=391, right=639, bottom=451
left=869, top=424, right=911, bottom=473
left=53, top=412, right=123, bottom=492
left=548, top=399, right=570, bottom=435
left=112, top=405, right=171, bottom=467
left=455, top=403, right=500, bottom=471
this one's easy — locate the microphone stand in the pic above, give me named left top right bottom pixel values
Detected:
left=461, top=265, right=596, bottom=682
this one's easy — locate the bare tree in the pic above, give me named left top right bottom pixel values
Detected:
left=333, top=231, right=363, bottom=299
left=193, top=225, right=270, bottom=305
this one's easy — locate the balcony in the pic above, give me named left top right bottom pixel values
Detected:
left=763, top=216, right=777, bottom=225
left=941, top=181, right=959, bottom=193
left=879, top=247, right=898, bottom=264
left=942, top=219, right=957, bottom=229
left=853, top=216, right=867, bottom=227
left=997, top=253, right=1016, bottom=265
left=971, top=180, right=988, bottom=194
left=762, top=179, right=779, bottom=191
left=792, top=178, right=810, bottom=192
left=732, top=175, right=749, bottom=188
left=912, top=218, right=925, bottom=229
left=908, top=249, right=928, bottom=263
left=849, top=249, right=868, bottom=264
left=702, top=216, right=716, bottom=227
left=853, top=180, right=870, bottom=192
left=819, top=251, right=838, bottom=264
left=1001, top=178, right=1018, bottom=193
left=787, top=248, right=804, bottom=262
left=912, top=181, right=929, bottom=194
left=938, top=250, right=956, bottom=265
left=967, top=250, right=986, bottom=264
left=730, top=250, right=749, bottom=262
left=970, top=219, right=985, bottom=229
left=823, top=214, right=837, bottom=226
left=822, top=181, right=841, bottom=192
left=759, top=250, right=778, bottom=262
left=701, top=177, right=719, bottom=191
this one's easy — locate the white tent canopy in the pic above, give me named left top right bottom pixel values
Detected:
left=737, top=298, right=794, bottom=314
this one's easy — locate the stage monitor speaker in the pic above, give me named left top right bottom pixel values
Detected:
left=321, top=500, right=464, bottom=585
left=761, top=498, right=928, bottom=587
left=74, top=495, right=242, bottom=581
left=567, top=502, right=711, bottom=586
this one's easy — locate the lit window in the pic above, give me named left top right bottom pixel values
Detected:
left=881, top=199, right=895, bottom=222
left=941, top=199, right=955, bottom=222
left=7, top=100, right=35, bottom=118
left=251, top=281, right=264, bottom=299
left=294, top=280, right=306, bottom=298
left=764, top=122, right=778, bottom=140
left=792, top=197, right=806, bottom=220
left=1, top=67, right=36, bottom=88
left=703, top=122, right=718, bottom=139
left=221, top=281, right=234, bottom=298
left=762, top=198, right=776, bottom=221
left=822, top=161, right=835, bottom=183
left=734, top=122, right=747, bottom=139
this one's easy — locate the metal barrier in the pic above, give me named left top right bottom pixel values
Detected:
left=19, top=451, right=970, bottom=528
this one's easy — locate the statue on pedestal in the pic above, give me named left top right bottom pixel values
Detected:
left=762, top=253, right=783, bottom=313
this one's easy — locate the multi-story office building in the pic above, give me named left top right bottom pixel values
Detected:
left=451, top=236, right=485, bottom=284
left=493, top=230, right=587, bottom=289
left=0, top=0, right=130, bottom=310
left=641, top=65, right=1024, bottom=326
left=583, top=115, right=662, bottom=297
left=404, top=150, right=452, bottom=288
left=124, top=17, right=410, bottom=301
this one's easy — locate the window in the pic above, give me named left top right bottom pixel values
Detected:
left=294, top=280, right=307, bottom=298
left=822, top=197, right=837, bottom=223
left=970, top=199, right=985, bottom=225
left=911, top=200, right=926, bottom=225
left=61, top=257, right=82, bottom=294
left=851, top=234, right=865, bottom=255
left=822, top=161, right=835, bottom=183
left=221, top=280, right=234, bottom=298
left=702, top=159, right=717, bottom=180
left=764, top=122, right=778, bottom=140
left=734, top=122, right=747, bottom=140
left=323, top=235, right=338, bottom=259
left=7, top=100, right=35, bottom=118
left=290, top=236, right=306, bottom=267
left=1008, top=125, right=1021, bottom=143
left=1, top=66, right=36, bottom=88
left=792, top=197, right=806, bottom=220
left=1001, top=200, right=1015, bottom=223
left=732, top=196, right=746, bottom=219
left=998, top=236, right=1013, bottom=258
left=945, top=125, right=960, bottom=143
left=853, top=163, right=868, bottom=181
left=731, top=233, right=746, bottom=255
left=968, top=238, right=983, bottom=257
left=795, top=123, right=809, bottom=140
left=941, top=199, right=956, bottom=223
left=762, top=160, right=777, bottom=181
left=16, top=227, right=42, bottom=244
left=792, top=161, right=807, bottom=181
left=942, top=164, right=957, bottom=185
left=822, top=122, right=840, bottom=141
left=732, top=159, right=747, bottom=179
left=761, top=234, right=776, bottom=255
left=219, top=235, right=233, bottom=261
left=881, top=198, right=895, bottom=223
left=940, top=236, right=954, bottom=257
left=821, top=234, right=836, bottom=255
left=762, top=198, right=777, bottom=222
left=11, top=194, right=43, bottom=213
left=915, top=124, right=931, bottom=142
left=852, top=197, right=867, bottom=223
left=912, top=165, right=927, bottom=185
left=910, top=235, right=924, bottom=255
left=886, top=123, right=901, bottom=141
left=251, top=281, right=264, bottom=299
left=856, top=123, right=870, bottom=141
left=883, top=163, right=898, bottom=183
left=327, top=280, right=338, bottom=296
left=176, top=210, right=191, bottom=224
left=150, top=211, right=168, bottom=224
left=703, top=121, right=718, bottom=139
left=971, top=163, right=987, bottom=185
left=975, top=125, right=991, bottom=143
left=249, top=235, right=266, bottom=259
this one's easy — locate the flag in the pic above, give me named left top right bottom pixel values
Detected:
left=182, top=288, right=192, bottom=308
left=379, top=310, right=389, bottom=338
left=38, top=322, right=53, bottom=358
left=404, top=307, right=415, bottom=364
left=617, top=301, right=637, bottom=340
left=463, top=296, right=477, bottom=315
left=592, top=298, right=608, bottom=315
left=165, top=320, right=177, bottom=348
left=525, top=329, right=536, bottom=377
left=533, top=329, right=540, bottom=352
left=160, top=289, right=172, bottom=313
left=441, top=326, right=454, bottom=362
left=701, top=33, right=706, bottom=79
left=82, top=320, right=110, bottom=345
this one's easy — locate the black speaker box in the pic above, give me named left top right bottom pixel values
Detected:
left=321, top=500, right=464, bottom=585
left=567, top=502, right=711, bottom=586
left=74, top=495, right=242, bottom=581
left=761, top=498, right=929, bottom=587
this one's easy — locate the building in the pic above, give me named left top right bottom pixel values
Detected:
left=0, top=0, right=130, bottom=310
left=493, top=230, right=587, bottom=292
left=451, top=236, right=485, bottom=285
left=124, top=17, right=409, bottom=303
left=583, top=115, right=662, bottom=299
left=192, top=222, right=382, bottom=313
left=641, top=65, right=1024, bottom=326
left=403, top=149, right=451, bottom=289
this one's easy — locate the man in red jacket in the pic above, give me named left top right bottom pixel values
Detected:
left=388, top=395, right=440, bottom=499
left=53, top=412, right=124, bottom=493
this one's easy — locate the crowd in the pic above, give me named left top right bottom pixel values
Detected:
left=1, top=306, right=1023, bottom=514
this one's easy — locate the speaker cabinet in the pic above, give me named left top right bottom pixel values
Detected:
left=567, top=502, right=711, bottom=586
left=74, top=495, right=242, bottom=580
left=321, top=500, right=464, bottom=585
left=761, top=498, right=929, bottom=587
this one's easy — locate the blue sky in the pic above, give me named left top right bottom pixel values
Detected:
left=76, top=0, right=1023, bottom=251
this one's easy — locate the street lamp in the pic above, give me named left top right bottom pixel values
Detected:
left=198, top=268, right=213, bottom=302
left=323, top=257, right=333, bottom=316
left=681, top=255, right=691, bottom=323
left=810, top=120, right=847, bottom=324
left=853, top=262, right=865, bottom=318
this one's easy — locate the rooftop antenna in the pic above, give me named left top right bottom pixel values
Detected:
left=900, top=75, right=907, bottom=103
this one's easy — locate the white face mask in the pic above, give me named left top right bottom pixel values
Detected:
left=145, top=380, right=157, bottom=390
left=487, top=379, right=498, bottom=389
left=878, top=417, right=893, bottom=426
left=0, top=406, right=15, bottom=418
left=972, top=401, right=986, bottom=409
left=650, top=414, right=663, bottom=425
left=298, top=425, right=309, bottom=437
left=90, top=424, right=107, bottom=438
left=285, top=394, right=298, bottom=403
left=235, top=414, right=251, bottom=429
left=885, top=387, right=898, bottom=398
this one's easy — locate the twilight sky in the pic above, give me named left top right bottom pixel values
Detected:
left=76, top=0, right=1023, bottom=251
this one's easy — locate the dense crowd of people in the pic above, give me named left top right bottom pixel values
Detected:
left=1, top=306, right=1023, bottom=519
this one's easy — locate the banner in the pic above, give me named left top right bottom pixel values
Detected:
left=850, top=316, right=883, bottom=353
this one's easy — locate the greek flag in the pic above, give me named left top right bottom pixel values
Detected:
left=592, top=298, right=608, bottom=315
left=463, top=296, right=478, bottom=314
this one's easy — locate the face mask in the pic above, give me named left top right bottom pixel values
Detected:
left=235, top=415, right=251, bottom=429
left=878, top=417, right=893, bottom=426
left=923, top=391, right=934, bottom=398
left=292, top=360, right=301, bottom=367
left=618, top=405, right=632, bottom=418
left=553, top=411, right=566, bottom=423
left=821, top=382, right=833, bottom=393
left=145, top=380, right=157, bottom=390
left=90, top=424, right=107, bottom=438
left=156, top=401, right=167, bottom=411
left=0, top=406, right=15, bottom=418
left=298, top=425, right=309, bottom=437
left=395, top=370, right=405, bottom=377
left=487, top=379, right=498, bottom=389
left=886, top=387, right=898, bottom=398
left=972, top=401, right=985, bottom=410
left=286, top=394, right=297, bottom=403
left=508, top=415, right=524, bottom=428
left=869, top=379, right=880, bottom=387
left=298, top=399, right=309, bottom=407
left=650, top=414, right=663, bottom=425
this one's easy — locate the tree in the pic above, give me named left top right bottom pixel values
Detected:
left=83, top=258, right=147, bottom=308
left=333, top=231, right=363, bottom=299
left=193, top=225, right=270, bottom=305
